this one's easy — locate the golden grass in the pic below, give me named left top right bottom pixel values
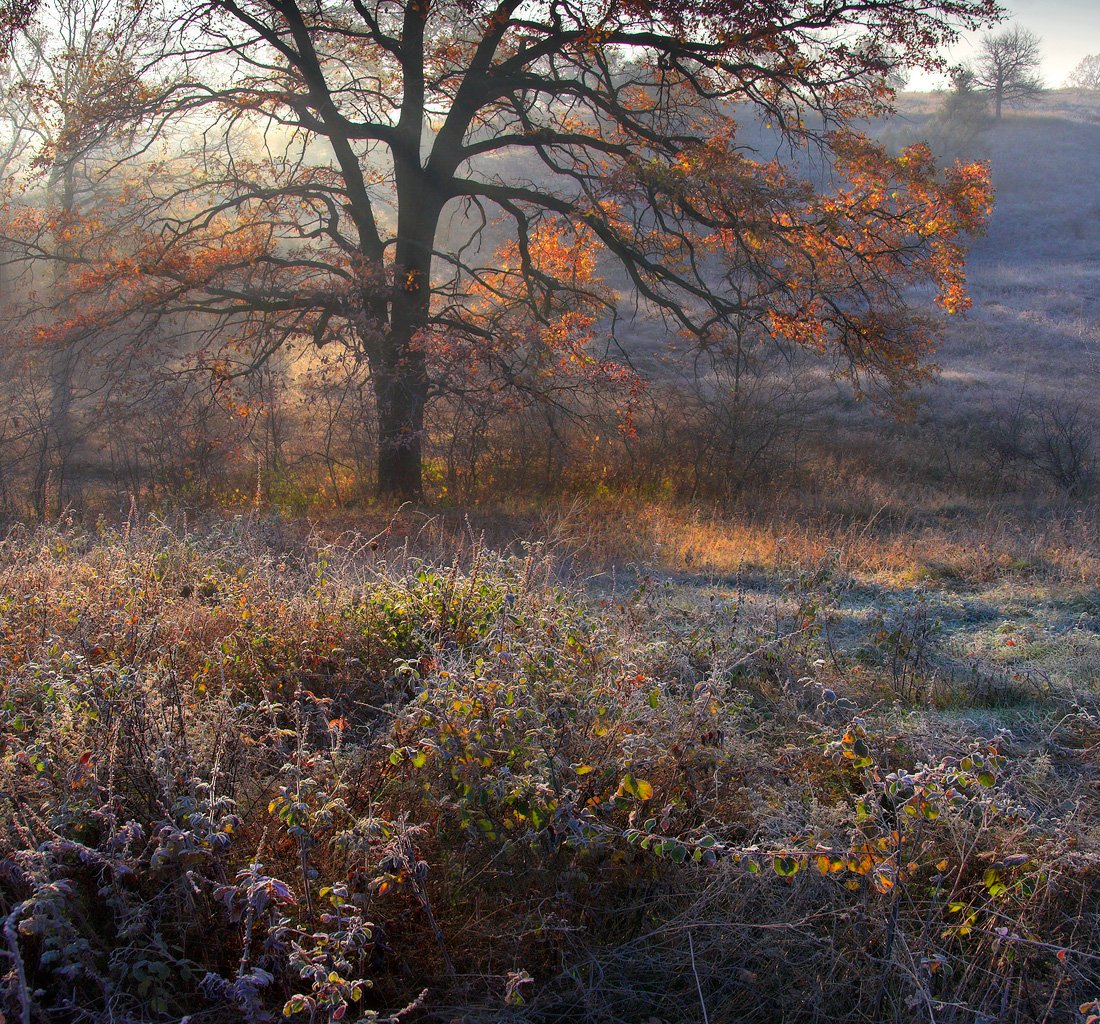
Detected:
left=512, top=497, right=1100, bottom=589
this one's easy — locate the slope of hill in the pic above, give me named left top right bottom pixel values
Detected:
left=903, top=91, right=1100, bottom=399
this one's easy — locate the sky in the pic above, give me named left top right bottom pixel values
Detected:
left=907, top=0, right=1099, bottom=90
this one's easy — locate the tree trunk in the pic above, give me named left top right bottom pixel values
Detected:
left=41, top=156, right=80, bottom=518
left=45, top=340, right=77, bottom=517
left=374, top=165, right=440, bottom=500
left=374, top=350, right=428, bottom=500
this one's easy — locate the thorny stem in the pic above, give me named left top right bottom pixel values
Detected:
left=238, top=899, right=256, bottom=980
left=401, top=837, right=456, bottom=980
left=874, top=817, right=923, bottom=1021
left=295, top=691, right=316, bottom=917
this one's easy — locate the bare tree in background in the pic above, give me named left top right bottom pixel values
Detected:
left=971, top=26, right=1043, bottom=120
left=1066, top=54, right=1100, bottom=91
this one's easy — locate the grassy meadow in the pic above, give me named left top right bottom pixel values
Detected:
left=2, top=97, right=1100, bottom=1024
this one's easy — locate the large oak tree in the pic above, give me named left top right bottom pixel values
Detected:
left=8, top=0, right=1001, bottom=498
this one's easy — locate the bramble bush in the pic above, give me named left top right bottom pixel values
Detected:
left=0, top=515, right=1097, bottom=1022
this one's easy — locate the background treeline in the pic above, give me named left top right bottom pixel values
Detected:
left=0, top=332, right=1094, bottom=517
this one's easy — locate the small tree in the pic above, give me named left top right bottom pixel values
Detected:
left=0, top=0, right=163, bottom=515
left=930, top=67, right=993, bottom=159
left=1066, top=54, right=1100, bottom=91
left=971, top=26, right=1044, bottom=119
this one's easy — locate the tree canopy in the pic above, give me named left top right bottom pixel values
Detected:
left=2, top=0, right=1001, bottom=498
left=0, top=0, right=37, bottom=58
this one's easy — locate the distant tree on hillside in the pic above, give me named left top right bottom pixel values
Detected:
left=1066, top=54, right=1100, bottom=91
left=971, top=26, right=1044, bottom=119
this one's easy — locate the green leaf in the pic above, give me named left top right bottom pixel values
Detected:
left=773, top=856, right=800, bottom=877
left=619, top=773, right=652, bottom=800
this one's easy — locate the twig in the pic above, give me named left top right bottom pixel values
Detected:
left=382, top=987, right=429, bottom=1023
left=3, top=900, right=32, bottom=1024
left=687, top=929, right=710, bottom=1024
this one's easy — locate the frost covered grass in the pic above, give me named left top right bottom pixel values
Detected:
left=1, top=512, right=1097, bottom=1023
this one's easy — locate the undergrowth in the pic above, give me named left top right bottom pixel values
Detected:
left=0, top=514, right=1097, bottom=1023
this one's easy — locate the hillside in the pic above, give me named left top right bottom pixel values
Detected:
left=932, top=92, right=1100, bottom=403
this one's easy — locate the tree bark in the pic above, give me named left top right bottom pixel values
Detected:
left=374, top=347, right=428, bottom=500
left=38, top=157, right=80, bottom=519
left=372, top=204, right=438, bottom=500
left=372, top=234, right=434, bottom=499
left=374, top=106, right=441, bottom=500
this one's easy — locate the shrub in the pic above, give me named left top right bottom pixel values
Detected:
left=1, top=516, right=1097, bottom=1022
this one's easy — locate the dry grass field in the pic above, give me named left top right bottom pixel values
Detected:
left=0, top=494, right=1097, bottom=1022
